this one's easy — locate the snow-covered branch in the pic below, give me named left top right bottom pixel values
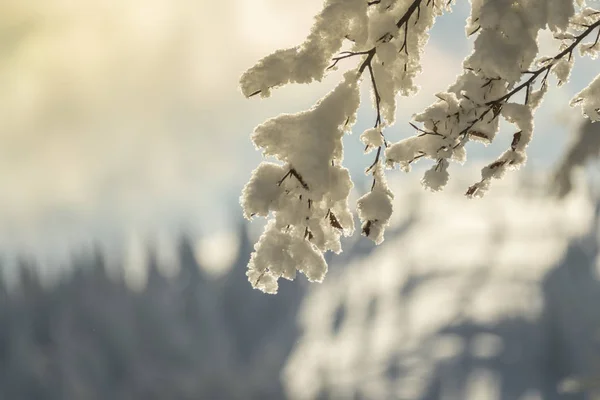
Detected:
left=240, top=0, right=600, bottom=293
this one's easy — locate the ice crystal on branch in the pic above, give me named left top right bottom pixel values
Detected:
left=240, top=0, right=600, bottom=293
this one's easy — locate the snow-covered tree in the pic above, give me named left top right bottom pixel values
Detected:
left=240, top=0, right=600, bottom=293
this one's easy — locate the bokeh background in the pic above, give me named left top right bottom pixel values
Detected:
left=1, top=1, right=600, bottom=399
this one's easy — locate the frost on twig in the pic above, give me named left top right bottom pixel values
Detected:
left=240, top=0, right=448, bottom=293
left=240, top=71, right=360, bottom=293
left=387, top=2, right=600, bottom=198
left=239, top=0, right=369, bottom=98
left=357, top=163, right=394, bottom=244
left=571, top=73, right=600, bottom=122
left=240, top=0, right=600, bottom=293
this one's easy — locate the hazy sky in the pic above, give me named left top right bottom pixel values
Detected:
left=0, top=0, right=595, bottom=274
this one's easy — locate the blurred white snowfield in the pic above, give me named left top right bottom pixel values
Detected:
left=284, top=173, right=600, bottom=400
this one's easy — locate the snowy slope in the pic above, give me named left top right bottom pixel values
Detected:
left=284, top=174, right=597, bottom=400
